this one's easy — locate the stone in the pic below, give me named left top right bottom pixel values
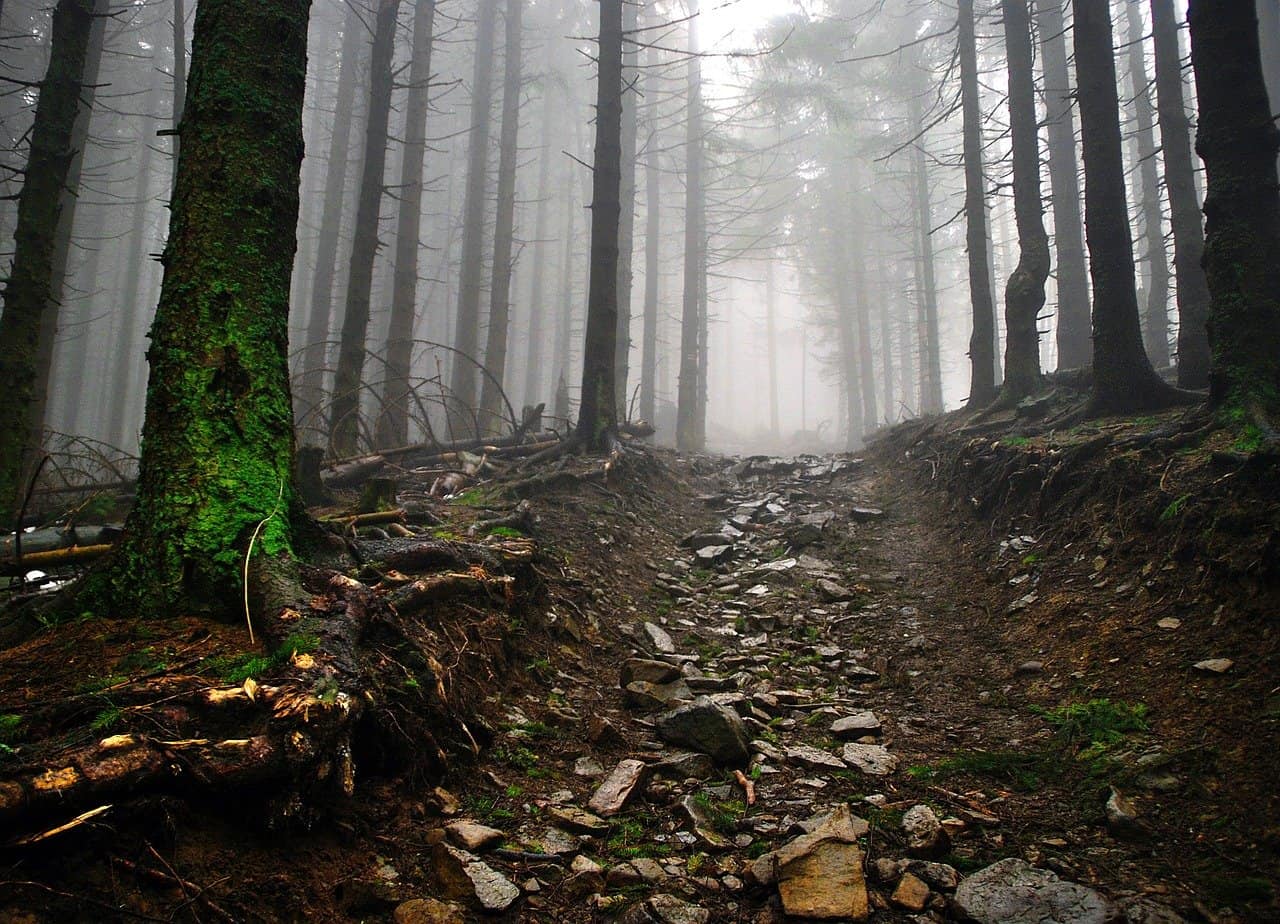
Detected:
left=785, top=744, right=847, bottom=771
left=574, top=756, right=605, bottom=777
left=653, top=751, right=715, bottom=780
left=796, top=804, right=870, bottom=840
left=1104, top=787, right=1147, bottom=841
left=431, top=843, right=520, bottom=913
left=430, top=786, right=461, bottom=816
left=1156, top=617, right=1181, bottom=630
left=1117, top=896, right=1189, bottom=923
left=1192, top=658, right=1233, bottom=674
left=625, top=679, right=694, bottom=711
left=683, top=532, right=732, bottom=551
left=545, top=805, right=609, bottom=835
left=831, top=711, right=882, bottom=740
left=680, top=794, right=732, bottom=849
left=656, top=697, right=750, bottom=765
left=537, top=827, right=581, bottom=855
left=891, top=872, right=931, bottom=912
left=588, top=759, right=649, bottom=817
left=696, top=544, right=733, bottom=563
left=850, top=507, right=884, bottom=522
left=620, top=894, right=712, bottom=924
left=954, top=858, right=1116, bottom=924
left=393, top=898, right=466, bottom=924
left=846, top=664, right=880, bottom=683
left=841, top=742, right=898, bottom=776
left=1015, top=660, right=1045, bottom=675
left=903, top=804, right=949, bottom=859
left=748, top=805, right=866, bottom=888
left=445, top=820, right=505, bottom=852
left=565, top=854, right=605, bottom=896
left=622, top=658, right=684, bottom=686
left=906, top=860, right=961, bottom=891
left=870, top=857, right=905, bottom=883
left=644, top=622, right=676, bottom=654
left=777, top=840, right=869, bottom=920
left=587, top=715, right=625, bottom=748
left=816, top=579, right=853, bottom=601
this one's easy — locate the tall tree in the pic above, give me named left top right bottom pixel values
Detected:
left=639, top=121, right=660, bottom=427
left=329, top=0, right=402, bottom=457
left=1072, top=0, right=1182, bottom=413
left=576, top=0, right=622, bottom=449
left=958, top=0, right=998, bottom=407
left=0, top=0, right=99, bottom=524
left=1187, top=0, right=1280, bottom=423
left=91, top=0, right=310, bottom=615
left=910, top=92, right=944, bottom=414
left=447, top=0, right=499, bottom=436
left=170, top=0, right=187, bottom=192
left=998, top=0, right=1049, bottom=403
left=1123, top=0, right=1170, bottom=368
left=296, top=2, right=364, bottom=426
left=676, top=0, right=706, bottom=450
left=478, top=0, right=525, bottom=435
left=613, top=0, right=639, bottom=413
left=1150, top=0, right=1210, bottom=389
left=521, top=78, right=557, bottom=410
left=376, top=0, right=437, bottom=449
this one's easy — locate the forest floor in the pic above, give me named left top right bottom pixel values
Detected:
left=1, top=398, right=1278, bottom=923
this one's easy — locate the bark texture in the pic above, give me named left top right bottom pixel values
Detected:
left=676, top=0, right=705, bottom=450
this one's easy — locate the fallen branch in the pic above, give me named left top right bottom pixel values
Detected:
left=2, top=543, right=115, bottom=576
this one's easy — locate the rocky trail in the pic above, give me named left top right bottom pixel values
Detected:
left=3, top=421, right=1277, bottom=923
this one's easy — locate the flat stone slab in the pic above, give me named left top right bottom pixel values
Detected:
left=842, top=743, right=898, bottom=776
left=656, top=696, right=750, bottom=766
left=785, top=744, right=847, bottom=771
left=432, top=843, right=520, bottom=912
left=545, top=805, right=609, bottom=835
left=643, top=622, right=676, bottom=654
left=831, top=710, right=882, bottom=739
left=588, top=759, right=649, bottom=817
left=954, top=858, right=1115, bottom=924
left=445, top=820, right=504, bottom=852
left=777, top=839, right=869, bottom=920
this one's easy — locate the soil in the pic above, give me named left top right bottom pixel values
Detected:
left=1, top=405, right=1278, bottom=923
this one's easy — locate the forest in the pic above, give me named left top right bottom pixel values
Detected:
left=0, top=0, right=1278, bottom=921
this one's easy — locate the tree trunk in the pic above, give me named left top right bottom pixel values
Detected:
left=1150, top=0, right=1211, bottom=389
left=296, top=2, right=364, bottom=433
left=676, top=0, right=705, bottom=451
left=639, top=124, right=660, bottom=429
left=765, top=259, right=779, bottom=437
left=853, top=238, right=878, bottom=434
left=87, top=0, right=310, bottom=616
left=998, top=0, right=1049, bottom=404
left=521, top=85, right=557, bottom=411
left=910, top=94, right=944, bottom=414
left=1257, top=0, right=1280, bottom=176
left=1124, top=0, right=1171, bottom=368
left=447, top=0, right=499, bottom=436
left=170, top=0, right=187, bottom=195
left=959, top=0, right=998, bottom=407
left=0, top=0, right=98, bottom=525
left=329, top=0, right=402, bottom=458
left=613, top=0, right=638, bottom=414
left=576, top=0, right=622, bottom=449
left=1072, top=0, right=1182, bottom=413
left=552, top=142, right=578, bottom=417
left=478, top=0, right=524, bottom=436
left=1187, top=0, right=1280, bottom=421
left=1037, top=0, right=1090, bottom=370
left=375, top=0, right=437, bottom=449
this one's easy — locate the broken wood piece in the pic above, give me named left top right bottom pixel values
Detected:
left=733, top=769, right=757, bottom=806
left=386, top=571, right=516, bottom=615
left=319, top=508, right=405, bottom=528
left=2, top=543, right=115, bottom=575
left=9, top=804, right=113, bottom=846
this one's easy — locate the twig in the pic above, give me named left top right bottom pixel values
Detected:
left=242, top=477, right=285, bottom=644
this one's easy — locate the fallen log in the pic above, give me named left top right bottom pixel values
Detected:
left=2, top=524, right=121, bottom=559
left=386, top=570, right=516, bottom=616
left=2, top=543, right=115, bottom=576
left=321, top=429, right=564, bottom=487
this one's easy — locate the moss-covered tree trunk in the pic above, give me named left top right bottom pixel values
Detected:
left=1188, top=0, right=1280, bottom=424
left=997, top=0, right=1049, bottom=405
left=0, top=0, right=96, bottom=528
left=576, top=0, right=623, bottom=451
left=99, top=0, right=311, bottom=616
left=1073, top=0, right=1183, bottom=414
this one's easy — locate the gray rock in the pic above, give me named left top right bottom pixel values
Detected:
left=816, top=579, right=853, bottom=602
left=831, top=711, right=882, bottom=740
left=1105, top=787, right=1147, bottom=842
left=696, top=544, right=733, bottom=563
left=954, top=858, right=1116, bottom=924
left=620, top=894, right=711, bottom=924
left=1192, top=658, right=1233, bottom=674
left=903, top=804, right=949, bottom=859
left=588, top=759, right=649, bottom=817
left=653, top=751, right=715, bottom=780
left=841, top=742, right=898, bottom=776
left=656, top=696, right=750, bottom=765
left=906, top=860, right=961, bottom=891
left=680, top=795, right=732, bottom=849
left=785, top=744, right=847, bottom=771
left=445, top=820, right=505, bottom=852
left=565, top=854, right=605, bottom=896
left=625, top=679, right=694, bottom=711
left=850, top=507, right=884, bottom=522
left=393, top=898, right=466, bottom=924
left=644, top=622, right=676, bottom=654
left=545, top=805, right=609, bottom=835
left=621, top=658, right=684, bottom=686
left=574, top=756, right=605, bottom=777
left=431, top=843, right=520, bottom=913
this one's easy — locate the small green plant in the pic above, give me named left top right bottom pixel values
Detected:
left=204, top=632, right=320, bottom=684
left=1003, top=435, right=1032, bottom=448
left=1034, top=698, right=1148, bottom=747
left=1233, top=424, right=1266, bottom=455
left=1159, top=494, right=1192, bottom=523
left=1021, top=551, right=1044, bottom=566
left=693, top=792, right=745, bottom=836
left=487, top=525, right=525, bottom=539
left=0, top=714, right=22, bottom=742
left=908, top=750, right=1050, bottom=792
left=495, top=744, right=541, bottom=774
left=90, top=707, right=122, bottom=733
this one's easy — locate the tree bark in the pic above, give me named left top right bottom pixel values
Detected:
left=1072, top=0, right=1182, bottom=413
left=639, top=119, right=660, bottom=428
left=1257, top=0, right=1280, bottom=176
left=90, top=0, right=310, bottom=616
left=998, top=0, right=1049, bottom=404
left=1124, top=0, right=1171, bottom=368
left=376, top=0, right=437, bottom=449
left=478, top=0, right=524, bottom=436
left=765, top=260, right=779, bottom=437
left=1037, top=0, right=1090, bottom=370
left=613, top=0, right=638, bottom=414
left=329, top=0, right=402, bottom=458
left=1187, top=0, right=1280, bottom=421
left=575, top=0, right=623, bottom=449
left=910, top=94, right=944, bottom=414
left=170, top=0, right=187, bottom=195
left=296, top=2, right=364, bottom=432
left=959, top=0, right=998, bottom=407
left=447, top=0, right=499, bottom=436
left=1150, top=0, right=1211, bottom=389
left=676, top=0, right=705, bottom=451
left=521, top=83, right=557, bottom=411
left=0, top=0, right=98, bottom=525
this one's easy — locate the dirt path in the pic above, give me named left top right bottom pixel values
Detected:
left=427, top=452, right=1220, bottom=923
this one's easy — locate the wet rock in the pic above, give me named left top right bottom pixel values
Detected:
left=680, top=795, right=732, bottom=849
left=903, top=804, right=949, bottom=859
left=625, top=679, right=694, bottom=711
left=870, top=857, right=905, bottom=884
left=545, top=805, right=609, bottom=835
left=831, top=711, right=882, bottom=740
left=431, top=843, right=520, bottom=913
left=620, top=894, right=712, bottom=924
left=891, top=872, right=931, bottom=912
left=841, top=743, right=898, bottom=776
left=393, top=898, right=466, bottom=924
left=588, top=759, right=649, bottom=817
left=656, top=696, right=750, bottom=765
left=445, top=820, right=505, bottom=852
left=1192, top=658, right=1233, bottom=674
left=622, top=658, right=684, bottom=686
left=644, top=622, right=676, bottom=654
left=954, top=858, right=1115, bottom=924
left=785, top=744, right=847, bottom=771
